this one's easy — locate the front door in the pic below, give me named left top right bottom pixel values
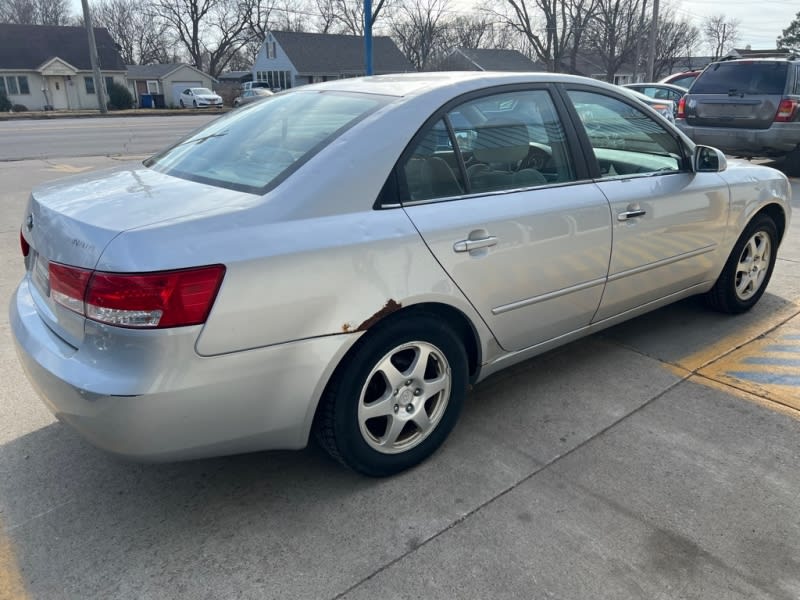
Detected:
left=48, top=76, right=68, bottom=109
left=399, top=88, right=612, bottom=352
left=564, top=88, right=730, bottom=322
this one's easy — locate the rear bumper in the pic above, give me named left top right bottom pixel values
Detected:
left=676, top=121, right=800, bottom=156
left=10, top=278, right=356, bottom=461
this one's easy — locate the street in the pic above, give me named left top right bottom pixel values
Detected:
left=0, top=118, right=799, bottom=600
left=0, top=115, right=217, bottom=161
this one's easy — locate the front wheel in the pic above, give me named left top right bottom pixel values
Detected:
left=706, top=214, right=778, bottom=313
left=314, top=314, right=468, bottom=477
left=179, top=99, right=185, bottom=108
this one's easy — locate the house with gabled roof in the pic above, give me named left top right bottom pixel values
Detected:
left=0, top=23, right=126, bottom=111
left=125, top=63, right=216, bottom=108
left=252, top=30, right=413, bottom=90
left=437, top=48, right=540, bottom=72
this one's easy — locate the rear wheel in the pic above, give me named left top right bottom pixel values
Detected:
left=314, top=314, right=468, bottom=477
left=706, top=214, right=778, bottom=313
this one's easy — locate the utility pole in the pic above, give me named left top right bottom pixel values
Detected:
left=632, top=0, right=649, bottom=82
left=364, top=0, right=373, bottom=75
left=645, top=0, right=659, bottom=81
left=80, top=0, right=107, bottom=113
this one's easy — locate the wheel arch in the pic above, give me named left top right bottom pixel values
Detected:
left=755, top=202, right=787, bottom=245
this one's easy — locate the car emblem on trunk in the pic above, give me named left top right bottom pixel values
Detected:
left=26, top=214, right=34, bottom=231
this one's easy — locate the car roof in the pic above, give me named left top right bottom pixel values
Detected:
left=624, top=82, right=687, bottom=92
left=306, top=71, right=623, bottom=98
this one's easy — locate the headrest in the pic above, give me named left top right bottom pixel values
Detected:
left=473, top=119, right=529, bottom=164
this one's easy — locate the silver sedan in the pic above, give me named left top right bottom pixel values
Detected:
left=11, top=72, right=792, bottom=477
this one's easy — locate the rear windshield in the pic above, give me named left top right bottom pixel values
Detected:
left=691, top=62, right=788, bottom=95
left=145, top=90, right=389, bottom=194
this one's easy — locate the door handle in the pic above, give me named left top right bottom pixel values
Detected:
left=453, top=236, right=498, bottom=253
left=617, top=209, right=646, bottom=221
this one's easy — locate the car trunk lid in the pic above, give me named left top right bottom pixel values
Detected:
left=21, top=164, right=257, bottom=348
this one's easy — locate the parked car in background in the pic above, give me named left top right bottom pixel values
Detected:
left=179, top=87, right=223, bottom=108
left=620, top=87, right=676, bottom=122
left=11, top=73, right=791, bottom=478
left=623, top=82, right=687, bottom=118
left=660, top=70, right=703, bottom=88
left=675, top=57, right=800, bottom=174
left=233, top=88, right=274, bottom=107
left=242, top=81, right=272, bottom=93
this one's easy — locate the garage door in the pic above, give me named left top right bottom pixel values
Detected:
left=171, top=81, right=203, bottom=107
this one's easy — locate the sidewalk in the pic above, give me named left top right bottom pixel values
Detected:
left=0, top=107, right=229, bottom=121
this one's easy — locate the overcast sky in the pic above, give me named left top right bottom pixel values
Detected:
left=70, top=0, right=798, bottom=58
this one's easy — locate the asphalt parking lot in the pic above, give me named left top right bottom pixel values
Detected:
left=1, top=149, right=799, bottom=599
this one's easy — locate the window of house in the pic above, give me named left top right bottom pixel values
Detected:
left=105, top=77, right=114, bottom=90
left=147, top=80, right=159, bottom=94
left=266, top=41, right=277, bottom=59
left=17, top=76, right=29, bottom=94
left=0, top=78, right=5, bottom=95
left=85, top=77, right=95, bottom=94
left=5, top=76, right=19, bottom=95
left=567, top=90, right=683, bottom=177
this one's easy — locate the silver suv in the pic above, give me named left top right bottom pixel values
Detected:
left=676, top=58, right=800, bottom=174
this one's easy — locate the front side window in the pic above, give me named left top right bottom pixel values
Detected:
left=146, top=90, right=389, bottom=194
left=85, top=77, right=95, bottom=94
left=400, top=89, right=575, bottom=202
left=568, top=90, right=683, bottom=178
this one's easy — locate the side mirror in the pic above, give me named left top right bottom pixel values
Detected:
left=694, top=145, right=727, bottom=173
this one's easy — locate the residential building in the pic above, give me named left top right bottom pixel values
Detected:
left=126, top=63, right=216, bottom=108
left=437, top=48, right=540, bottom=72
left=0, top=23, right=126, bottom=110
left=252, top=30, right=413, bottom=89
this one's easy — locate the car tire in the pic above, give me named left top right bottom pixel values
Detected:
left=782, top=148, right=800, bottom=177
left=193, top=100, right=198, bottom=108
left=179, top=99, right=184, bottom=108
left=705, top=214, right=778, bottom=314
left=314, top=313, right=468, bottom=477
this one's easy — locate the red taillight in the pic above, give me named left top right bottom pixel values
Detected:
left=775, top=98, right=798, bottom=122
left=50, top=263, right=92, bottom=314
left=677, top=96, right=686, bottom=119
left=20, top=230, right=30, bottom=257
left=48, top=263, right=225, bottom=328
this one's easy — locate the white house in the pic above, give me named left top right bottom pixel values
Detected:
left=0, top=23, right=127, bottom=111
left=252, top=30, right=413, bottom=90
left=126, top=63, right=216, bottom=108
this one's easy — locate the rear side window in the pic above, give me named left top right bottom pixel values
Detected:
left=146, top=91, right=388, bottom=194
left=691, top=62, right=788, bottom=95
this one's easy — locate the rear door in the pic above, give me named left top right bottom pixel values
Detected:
left=684, top=61, right=789, bottom=129
left=399, top=87, right=612, bottom=352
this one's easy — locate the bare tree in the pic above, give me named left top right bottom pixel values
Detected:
left=490, top=0, right=587, bottom=71
left=36, top=0, right=70, bottom=24
left=650, top=12, right=700, bottom=79
left=703, top=14, right=739, bottom=60
left=1, top=0, right=71, bottom=24
left=334, top=0, right=393, bottom=36
left=444, top=14, right=496, bottom=49
left=585, top=0, right=642, bottom=82
left=391, top=0, right=450, bottom=70
left=150, top=0, right=253, bottom=76
left=89, top=0, right=172, bottom=64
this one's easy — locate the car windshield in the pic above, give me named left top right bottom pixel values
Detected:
left=192, top=88, right=213, bottom=95
left=691, top=62, right=788, bottom=95
left=146, top=90, right=389, bottom=193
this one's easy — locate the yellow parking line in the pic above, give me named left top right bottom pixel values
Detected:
left=0, top=519, right=27, bottom=600
left=691, top=374, right=800, bottom=421
left=674, top=302, right=800, bottom=371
